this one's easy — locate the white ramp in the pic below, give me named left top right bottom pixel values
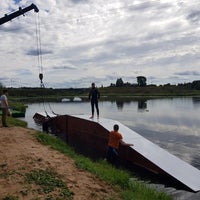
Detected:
left=75, top=115, right=200, bottom=192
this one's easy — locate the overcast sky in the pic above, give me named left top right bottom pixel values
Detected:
left=0, top=0, right=200, bottom=88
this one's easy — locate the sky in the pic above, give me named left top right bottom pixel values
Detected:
left=0, top=0, right=200, bottom=88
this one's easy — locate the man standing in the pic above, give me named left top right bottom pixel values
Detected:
left=106, top=124, right=133, bottom=166
left=89, top=82, right=100, bottom=119
left=1, top=89, right=9, bottom=127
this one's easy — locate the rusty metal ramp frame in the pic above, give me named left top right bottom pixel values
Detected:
left=74, top=114, right=200, bottom=192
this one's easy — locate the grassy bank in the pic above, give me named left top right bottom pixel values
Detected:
left=6, top=116, right=27, bottom=127
left=6, top=85, right=200, bottom=103
left=35, top=132, right=173, bottom=200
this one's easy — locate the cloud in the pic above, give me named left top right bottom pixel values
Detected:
left=51, top=66, right=77, bottom=70
left=26, top=49, right=53, bottom=56
left=70, top=0, right=89, bottom=4
left=0, top=0, right=200, bottom=88
left=0, top=24, right=23, bottom=32
left=187, top=10, right=200, bottom=24
left=174, top=71, right=200, bottom=76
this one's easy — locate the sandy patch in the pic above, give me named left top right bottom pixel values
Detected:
left=0, top=127, right=120, bottom=200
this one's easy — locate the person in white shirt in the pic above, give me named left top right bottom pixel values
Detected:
left=1, top=89, right=9, bottom=127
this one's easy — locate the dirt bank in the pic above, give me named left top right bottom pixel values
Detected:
left=0, top=126, right=120, bottom=200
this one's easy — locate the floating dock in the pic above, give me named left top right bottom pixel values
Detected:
left=33, top=113, right=200, bottom=192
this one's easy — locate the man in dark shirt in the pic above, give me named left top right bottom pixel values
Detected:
left=89, top=83, right=100, bottom=119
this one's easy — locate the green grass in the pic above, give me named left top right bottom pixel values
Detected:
left=25, top=168, right=74, bottom=199
left=2, top=196, right=19, bottom=200
left=0, top=116, right=27, bottom=127
left=35, top=132, right=173, bottom=200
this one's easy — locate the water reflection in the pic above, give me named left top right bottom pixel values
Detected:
left=24, top=97, right=200, bottom=170
left=116, top=100, right=124, bottom=110
left=115, top=99, right=148, bottom=111
left=138, top=99, right=147, bottom=111
left=192, top=97, right=200, bottom=105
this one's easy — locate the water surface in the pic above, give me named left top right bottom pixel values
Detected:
left=23, top=97, right=200, bottom=170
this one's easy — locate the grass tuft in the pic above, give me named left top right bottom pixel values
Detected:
left=25, top=168, right=74, bottom=199
left=2, top=195, right=19, bottom=200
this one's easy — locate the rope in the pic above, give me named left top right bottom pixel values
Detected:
left=34, top=13, right=58, bottom=117
left=35, top=13, right=43, bottom=84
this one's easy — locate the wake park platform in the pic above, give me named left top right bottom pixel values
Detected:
left=33, top=113, right=200, bottom=192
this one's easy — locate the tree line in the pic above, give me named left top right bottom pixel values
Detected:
left=111, top=77, right=200, bottom=89
left=1, top=78, right=200, bottom=97
left=112, top=76, right=147, bottom=87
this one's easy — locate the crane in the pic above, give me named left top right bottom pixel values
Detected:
left=0, top=3, right=43, bottom=85
left=0, top=3, right=58, bottom=116
left=0, top=3, right=39, bottom=25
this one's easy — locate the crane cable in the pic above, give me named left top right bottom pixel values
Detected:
left=35, top=12, right=43, bottom=87
left=35, top=12, right=58, bottom=116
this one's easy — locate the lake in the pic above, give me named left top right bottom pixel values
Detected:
left=23, top=97, right=200, bottom=170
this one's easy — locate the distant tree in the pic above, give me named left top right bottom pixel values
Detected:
left=110, top=83, right=115, bottom=87
left=124, top=82, right=132, bottom=87
left=116, top=78, right=124, bottom=87
left=137, top=76, right=147, bottom=87
left=164, top=83, right=171, bottom=86
left=191, top=80, right=200, bottom=89
left=0, top=82, right=3, bottom=90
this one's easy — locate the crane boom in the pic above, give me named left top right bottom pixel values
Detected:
left=0, top=3, right=39, bottom=25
